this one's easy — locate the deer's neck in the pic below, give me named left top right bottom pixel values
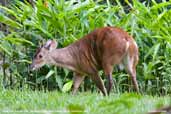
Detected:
left=48, top=47, right=77, bottom=71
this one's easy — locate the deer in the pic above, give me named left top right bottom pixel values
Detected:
left=30, top=26, right=139, bottom=96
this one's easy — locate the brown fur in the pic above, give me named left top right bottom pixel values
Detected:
left=31, top=26, right=139, bottom=96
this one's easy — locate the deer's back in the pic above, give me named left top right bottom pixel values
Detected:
left=68, top=27, right=136, bottom=74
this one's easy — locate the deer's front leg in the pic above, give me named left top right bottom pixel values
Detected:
left=72, top=72, right=85, bottom=95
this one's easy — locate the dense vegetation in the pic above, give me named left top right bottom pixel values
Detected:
left=0, top=0, right=171, bottom=96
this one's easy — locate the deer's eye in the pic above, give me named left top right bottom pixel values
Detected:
left=39, top=54, right=42, bottom=58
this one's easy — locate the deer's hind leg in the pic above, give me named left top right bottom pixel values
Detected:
left=123, top=52, right=139, bottom=92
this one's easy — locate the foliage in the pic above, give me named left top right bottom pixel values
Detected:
left=0, top=0, right=171, bottom=95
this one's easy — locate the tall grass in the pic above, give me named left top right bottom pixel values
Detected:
left=0, top=0, right=171, bottom=95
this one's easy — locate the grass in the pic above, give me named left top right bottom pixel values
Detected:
left=0, top=0, right=171, bottom=95
left=0, top=90, right=170, bottom=114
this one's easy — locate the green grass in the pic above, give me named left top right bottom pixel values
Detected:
left=0, top=90, right=170, bottom=114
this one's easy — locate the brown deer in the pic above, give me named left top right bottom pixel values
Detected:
left=30, top=26, right=139, bottom=96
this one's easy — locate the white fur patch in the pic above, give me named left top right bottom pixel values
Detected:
left=125, top=41, right=129, bottom=52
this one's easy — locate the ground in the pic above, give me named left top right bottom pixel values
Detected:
left=0, top=90, right=170, bottom=114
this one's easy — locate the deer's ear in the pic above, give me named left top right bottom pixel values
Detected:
left=44, top=40, right=58, bottom=51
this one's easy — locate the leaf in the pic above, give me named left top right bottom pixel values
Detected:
left=0, top=44, right=11, bottom=55
left=0, top=40, right=12, bottom=56
left=0, top=14, right=21, bottom=29
left=62, top=80, right=73, bottom=93
left=152, top=43, right=160, bottom=61
left=55, top=75, right=63, bottom=91
left=151, top=2, right=171, bottom=10
left=144, top=43, right=160, bottom=61
left=4, top=37, right=34, bottom=46
left=45, top=70, right=55, bottom=79
left=36, top=76, right=45, bottom=84
left=0, top=5, right=19, bottom=20
left=0, top=31, right=5, bottom=38
left=15, top=59, right=32, bottom=64
left=63, top=68, right=70, bottom=76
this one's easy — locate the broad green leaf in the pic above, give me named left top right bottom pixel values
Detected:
left=62, top=81, right=73, bottom=93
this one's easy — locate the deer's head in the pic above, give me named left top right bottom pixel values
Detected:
left=30, top=40, right=57, bottom=70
